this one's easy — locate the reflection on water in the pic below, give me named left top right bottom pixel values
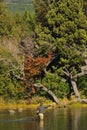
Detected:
left=44, top=107, right=87, bottom=130
left=39, top=120, right=44, bottom=130
left=0, top=107, right=87, bottom=130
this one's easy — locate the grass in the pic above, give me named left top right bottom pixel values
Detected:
left=68, top=102, right=87, bottom=108
left=0, top=97, right=55, bottom=110
left=0, top=96, right=87, bottom=110
left=0, top=99, right=38, bottom=110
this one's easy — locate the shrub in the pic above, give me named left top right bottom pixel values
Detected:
left=38, top=72, right=69, bottom=98
left=77, top=76, right=87, bottom=97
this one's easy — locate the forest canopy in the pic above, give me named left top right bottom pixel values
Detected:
left=0, top=0, right=87, bottom=103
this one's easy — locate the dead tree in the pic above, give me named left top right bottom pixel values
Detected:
left=34, top=83, right=59, bottom=104
left=63, top=58, right=87, bottom=102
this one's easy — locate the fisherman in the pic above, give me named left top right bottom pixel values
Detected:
left=36, top=102, right=50, bottom=120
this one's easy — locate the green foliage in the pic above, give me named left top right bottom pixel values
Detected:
left=35, top=0, right=87, bottom=75
left=0, top=44, right=25, bottom=101
left=0, top=2, right=35, bottom=39
left=0, top=2, right=36, bottom=102
left=77, top=76, right=87, bottom=97
left=34, top=0, right=87, bottom=98
left=0, top=6, right=13, bottom=36
left=33, top=0, right=49, bottom=24
left=22, top=10, right=36, bottom=33
left=0, top=0, right=87, bottom=102
left=40, top=72, right=69, bottom=98
left=0, top=75, right=25, bottom=101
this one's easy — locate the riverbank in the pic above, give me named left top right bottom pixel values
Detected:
left=0, top=97, right=56, bottom=110
left=0, top=98, right=87, bottom=110
left=0, top=102, right=57, bottom=110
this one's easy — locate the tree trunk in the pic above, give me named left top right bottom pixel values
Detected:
left=71, top=79, right=80, bottom=99
left=34, top=83, right=59, bottom=104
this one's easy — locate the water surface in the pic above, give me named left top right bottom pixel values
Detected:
left=0, top=107, right=87, bottom=130
left=4, top=0, right=34, bottom=12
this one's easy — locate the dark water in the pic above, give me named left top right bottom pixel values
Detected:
left=0, top=107, right=87, bottom=130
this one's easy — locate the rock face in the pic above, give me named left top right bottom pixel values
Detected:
left=1, top=36, right=35, bottom=61
left=20, top=36, right=35, bottom=57
left=1, top=38, right=22, bottom=62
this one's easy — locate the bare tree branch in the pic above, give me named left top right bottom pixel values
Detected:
left=73, top=72, right=87, bottom=79
left=34, top=83, right=59, bottom=104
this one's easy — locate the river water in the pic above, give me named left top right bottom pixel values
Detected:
left=3, top=0, right=34, bottom=12
left=0, top=107, right=87, bottom=130
left=3, top=0, right=87, bottom=15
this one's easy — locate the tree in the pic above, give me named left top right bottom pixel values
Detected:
left=34, top=0, right=87, bottom=99
left=0, top=2, right=16, bottom=37
left=0, top=1, right=35, bottom=39
left=0, top=43, right=25, bottom=100
left=33, top=0, right=50, bottom=24
left=23, top=53, right=52, bottom=98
